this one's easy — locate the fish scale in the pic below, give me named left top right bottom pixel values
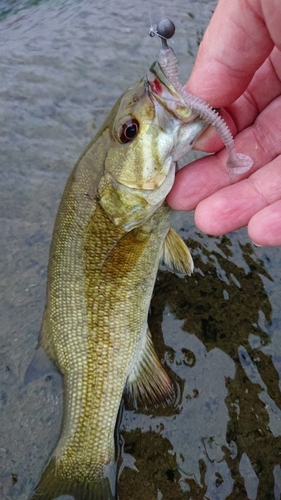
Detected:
left=29, top=46, right=205, bottom=500
left=37, top=170, right=173, bottom=492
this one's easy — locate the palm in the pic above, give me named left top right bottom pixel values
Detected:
left=167, top=46, right=281, bottom=246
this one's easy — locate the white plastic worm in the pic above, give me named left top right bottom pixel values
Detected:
left=158, top=45, right=253, bottom=174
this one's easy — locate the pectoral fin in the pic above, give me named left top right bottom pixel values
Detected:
left=126, top=327, right=174, bottom=407
left=162, top=228, right=194, bottom=275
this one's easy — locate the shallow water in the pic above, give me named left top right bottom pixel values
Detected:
left=0, top=1, right=281, bottom=499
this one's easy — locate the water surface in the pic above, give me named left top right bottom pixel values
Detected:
left=1, top=1, right=281, bottom=499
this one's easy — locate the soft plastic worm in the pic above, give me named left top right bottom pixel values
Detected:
left=158, top=45, right=253, bottom=174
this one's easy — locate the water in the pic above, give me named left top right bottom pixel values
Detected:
left=0, top=1, right=281, bottom=499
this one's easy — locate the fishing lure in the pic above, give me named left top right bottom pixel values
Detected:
left=150, top=19, right=253, bottom=174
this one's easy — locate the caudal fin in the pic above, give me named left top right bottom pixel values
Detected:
left=29, top=457, right=116, bottom=500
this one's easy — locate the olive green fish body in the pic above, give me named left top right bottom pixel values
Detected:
left=30, top=66, right=206, bottom=500
left=43, top=194, right=171, bottom=467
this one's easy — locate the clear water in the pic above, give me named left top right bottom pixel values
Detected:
left=0, top=1, right=281, bottom=499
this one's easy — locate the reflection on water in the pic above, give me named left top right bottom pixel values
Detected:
left=119, top=232, right=281, bottom=499
left=1, top=1, right=281, bottom=499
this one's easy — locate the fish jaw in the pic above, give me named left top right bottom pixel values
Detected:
left=148, top=61, right=194, bottom=123
left=98, top=162, right=176, bottom=231
left=147, top=61, right=208, bottom=160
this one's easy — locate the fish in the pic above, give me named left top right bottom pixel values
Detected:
left=28, top=36, right=209, bottom=500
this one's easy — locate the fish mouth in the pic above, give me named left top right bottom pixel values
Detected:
left=147, top=61, right=209, bottom=162
left=147, top=62, right=195, bottom=123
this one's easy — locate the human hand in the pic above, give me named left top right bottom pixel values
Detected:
left=167, top=0, right=281, bottom=246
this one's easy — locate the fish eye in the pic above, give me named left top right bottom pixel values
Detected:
left=119, top=119, right=139, bottom=144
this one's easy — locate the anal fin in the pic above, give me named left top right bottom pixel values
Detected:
left=126, top=327, right=174, bottom=407
left=162, top=227, right=194, bottom=275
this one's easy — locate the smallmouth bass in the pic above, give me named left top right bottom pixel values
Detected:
left=29, top=33, right=207, bottom=500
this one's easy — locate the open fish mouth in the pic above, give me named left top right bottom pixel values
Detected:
left=146, top=61, right=208, bottom=165
left=147, top=61, right=196, bottom=123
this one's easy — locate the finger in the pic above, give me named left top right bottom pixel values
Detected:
left=261, top=0, right=281, bottom=48
left=193, top=48, right=281, bottom=152
left=167, top=95, right=281, bottom=211
left=248, top=200, right=281, bottom=246
left=226, top=47, right=281, bottom=132
left=186, top=0, right=274, bottom=107
left=192, top=108, right=238, bottom=153
left=166, top=153, right=227, bottom=211
left=194, top=156, right=281, bottom=236
left=192, top=48, right=281, bottom=151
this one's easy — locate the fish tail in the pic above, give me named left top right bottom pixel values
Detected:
left=29, top=457, right=116, bottom=500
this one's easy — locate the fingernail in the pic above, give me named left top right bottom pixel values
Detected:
left=251, top=240, right=263, bottom=248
